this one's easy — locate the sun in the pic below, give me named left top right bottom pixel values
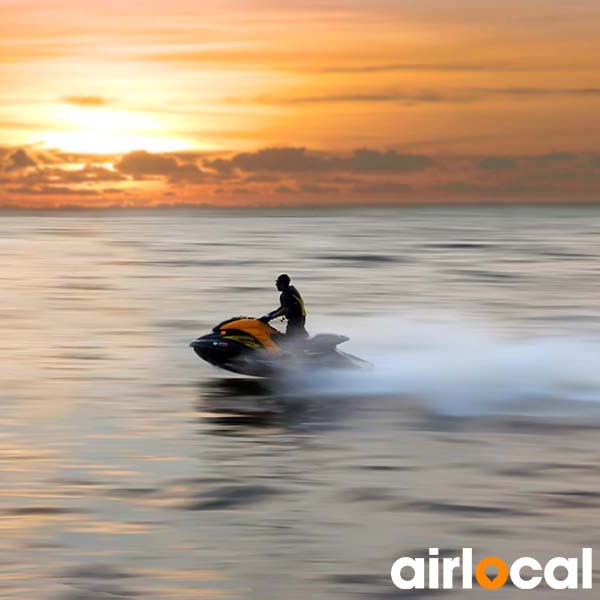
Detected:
left=40, top=105, right=193, bottom=154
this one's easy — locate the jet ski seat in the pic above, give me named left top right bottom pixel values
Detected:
left=306, top=333, right=349, bottom=351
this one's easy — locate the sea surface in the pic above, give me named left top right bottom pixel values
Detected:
left=1, top=206, right=600, bottom=599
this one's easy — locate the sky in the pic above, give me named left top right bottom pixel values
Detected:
left=1, top=0, right=600, bottom=207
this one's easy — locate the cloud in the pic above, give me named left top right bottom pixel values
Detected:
left=351, top=181, right=413, bottom=194
left=589, top=155, right=600, bottom=168
left=115, top=150, right=206, bottom=182
left=247, top=87, right=600, bottom=106
left=167, top=162, right=209, bottom=184
left=204, top=147, right=434, bottom=176
left=247, top=91, right=447, bottom=105
left=299, top=183, right=339, bottom=194
left=204, top=158, right=237, bottom=178
left=206, top=147, right=329, bottom=175
left=498, top=87, right=600, bottom=97
left=340, top=149, right=434, bottom=173
left=63, top=96, right=110, bottom=107
left=265, top=183, right=341, bottom=195
left=477, top=157, right=519, bottom=170
left=2, top=144, right=599, bottom=208
left=3, top=149, right=36, bottom=172
left=532, top=151, right=576, bottom=163
left=8, top=186, right=99, bottom=196
left=45, top=165, right=126, bottom=184
left=316, top=62, right=545, bottom=74
left=274, top=185, right=299, bottom=194
left=145, top=54, right=544, bottom=74
left=116, top=150, right=179, bottom=176
left=1, top=163, right=124, bottom=187
left=436, top=179, right=556, bottom=197
left=242, top=174, right=282, bottom=183
left=143, top=46, right=308, bottom=68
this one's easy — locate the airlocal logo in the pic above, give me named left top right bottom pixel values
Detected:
left=391, top=548, right=592, bottom=591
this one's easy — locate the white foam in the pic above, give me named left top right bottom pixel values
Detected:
left=286, top=314, right=600, bottom=417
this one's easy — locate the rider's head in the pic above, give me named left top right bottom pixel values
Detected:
left=276, top=273, right=291, bottom=291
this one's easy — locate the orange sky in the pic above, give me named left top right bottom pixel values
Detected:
left=1, top=0, right=600, bottom=207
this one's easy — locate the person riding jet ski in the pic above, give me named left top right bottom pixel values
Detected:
left=259, top=274, right=308, bottom=339
left=189, top=275, right=371, bottom=376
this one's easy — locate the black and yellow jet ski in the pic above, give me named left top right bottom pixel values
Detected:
left=190, top=316, right=370, bottom=377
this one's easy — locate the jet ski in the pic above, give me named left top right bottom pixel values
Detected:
left=190, top=316, right=371, bottom=377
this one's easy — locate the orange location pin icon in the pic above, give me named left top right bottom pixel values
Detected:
left=475, top=557, right=509, bottom=590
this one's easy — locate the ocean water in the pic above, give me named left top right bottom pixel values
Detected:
left=1, top=205, right=599, bottom=599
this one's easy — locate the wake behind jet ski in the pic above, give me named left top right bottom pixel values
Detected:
left=189, top=316, right=370, bottom=377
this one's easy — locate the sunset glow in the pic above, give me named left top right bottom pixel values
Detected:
left=40, top=106, right=192, bottom=154
left=1, top=0, right=600, bottom=207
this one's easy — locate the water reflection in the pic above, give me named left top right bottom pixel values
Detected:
left=199, top=384, right=283, bottom=432
left=196, top=378, right=315, bottom=433
left=1, top=208, right=599, bottom=599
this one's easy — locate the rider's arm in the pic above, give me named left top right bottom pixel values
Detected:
left=269, top=306, right=287, bottom=319
left=261, top=291, right=293, bottom=321
left=260, top=305, right=286, bottom=322
left=261, top=290, right=293, bottom=322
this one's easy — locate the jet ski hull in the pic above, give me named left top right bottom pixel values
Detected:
left=189, top=335, right=266, bottom=377
left=190, top=317, right=371, bottom=377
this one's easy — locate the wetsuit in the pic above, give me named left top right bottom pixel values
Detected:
left=280, top=285, right=308, bottom=339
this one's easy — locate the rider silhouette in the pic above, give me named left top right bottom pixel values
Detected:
left=259, top=274, right=308, bottom=339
